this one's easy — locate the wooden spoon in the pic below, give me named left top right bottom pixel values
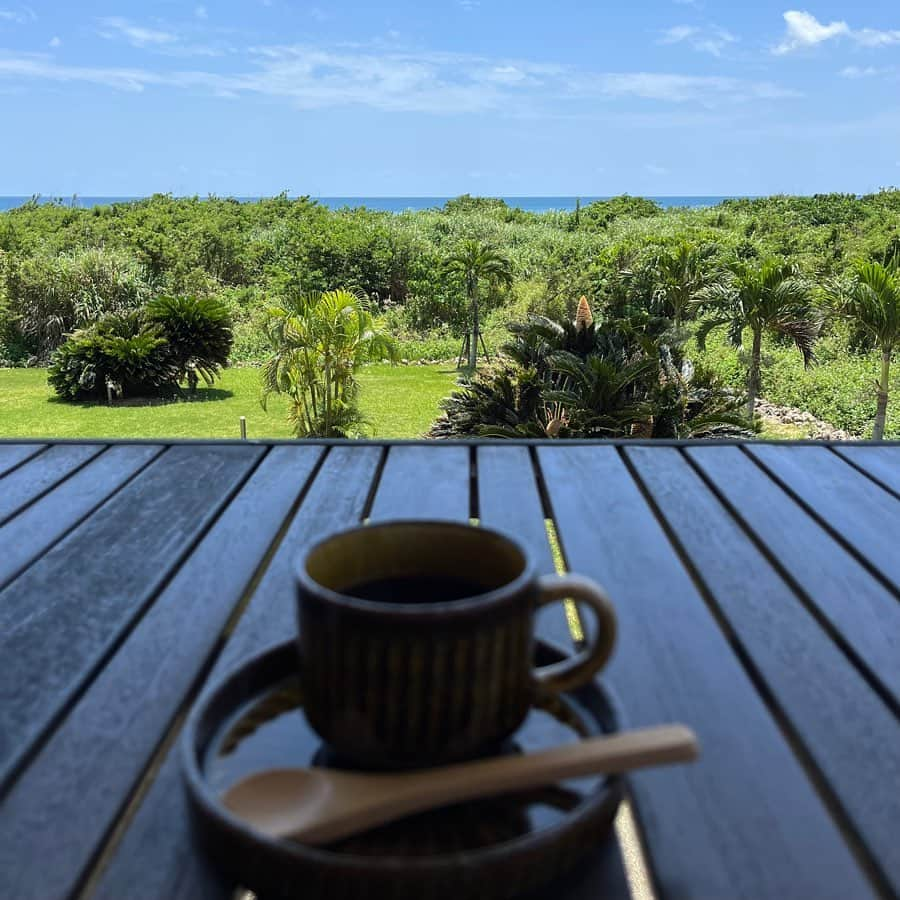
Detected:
left=222, top=724, right=699, bottom=845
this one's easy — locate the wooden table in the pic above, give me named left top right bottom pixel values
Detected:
left=1, top=440, right=899, bottom=900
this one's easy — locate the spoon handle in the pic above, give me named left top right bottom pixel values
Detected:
left=387, top=724, right=699, bottom=812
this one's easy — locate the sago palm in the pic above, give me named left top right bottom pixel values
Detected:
left=260, top=289, right=397, bottom=438
left=826, top=259, right=900, bottom=439
left=444, top=240, right=513, bottom=369
left=696, top=259, right=820, bottom=419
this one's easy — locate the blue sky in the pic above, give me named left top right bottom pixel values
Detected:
left=0, top=1, right=899, bottom=196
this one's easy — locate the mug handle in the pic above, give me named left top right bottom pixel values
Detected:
left=533, top=574, right=617, bottom=694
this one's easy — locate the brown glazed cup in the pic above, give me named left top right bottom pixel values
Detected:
left=296, top=521, right=617, bottom=768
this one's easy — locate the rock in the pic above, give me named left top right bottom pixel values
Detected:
left=756, top=399, right=853, bottom=441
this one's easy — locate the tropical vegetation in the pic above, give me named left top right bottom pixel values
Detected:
left=431, top=297, right=748, bottom=439
left=696, top=260, right=820, bottom=419
left=260, top=289, right=397, bottom=437
left=2, top=191, right=900, bottom=438
left=443, top=240, right=513, bottom=368
left=825, top=259, right=900, bottom=439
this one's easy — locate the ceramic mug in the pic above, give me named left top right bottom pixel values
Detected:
left=296, top=520, right=617, bottom=768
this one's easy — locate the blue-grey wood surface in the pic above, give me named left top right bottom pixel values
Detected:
left=0, top=440, right=897, bottom=900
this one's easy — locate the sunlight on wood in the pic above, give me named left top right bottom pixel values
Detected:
left=616, top=800, right=658, bottom=900
left=544, top=518, right=585, bottom=643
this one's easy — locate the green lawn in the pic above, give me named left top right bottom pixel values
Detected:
left=0, top=365, right=459, bottom=439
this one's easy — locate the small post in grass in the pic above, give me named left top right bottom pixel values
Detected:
left=239, top=416, right=247, bottom=440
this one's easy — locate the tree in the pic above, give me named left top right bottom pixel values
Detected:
left=826, top=259, right=900, bottom=439
left=697, top=259, right=819, bottom=420
left=260, top=289, right=397, bottom=438
left=444, top=240, right=513, bottom=369
left=651, top=241, right=716, bottom=329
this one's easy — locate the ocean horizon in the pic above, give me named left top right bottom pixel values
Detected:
left=0, top=195, right=752, bottom=214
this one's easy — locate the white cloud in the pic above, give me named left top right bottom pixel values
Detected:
left=96, top=16, right=227, bottom=57
left=485, top=65, right=528, bottom=85
left=840, top=65, right=878, bottom=78
left=646, top=163, right=669, bottom=175
left=48, top=36, right=60, bottom=48
left=0, top=5, right=36, bottom=24
left=659, top=24, right=737, bottom=56
left=660, top=25, right=698, bottom=44
left=840, top=64, right=897, bottom=80
left=854, top=28, right=900, bottom=48
left=0, top=45, right=800, bottom=114
left=773, top=10, right=900, bottom=54
left=98, top=17, right=177, bottom=48
left=773, top=10, right=848, bottom=54
left=587, top=72, right=798, bottom=104
left=0, top=55, right=160, bottom=91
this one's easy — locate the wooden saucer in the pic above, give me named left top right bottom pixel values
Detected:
left=181, top=639, right=623, bottom=900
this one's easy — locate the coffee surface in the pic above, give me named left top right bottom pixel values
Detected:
left=344, top=575, right=489, bottom=604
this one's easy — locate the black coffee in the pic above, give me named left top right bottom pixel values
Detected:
left=344, top=575, right=489, bottom=604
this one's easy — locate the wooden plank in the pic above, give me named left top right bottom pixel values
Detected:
left=0, top=445, right=323, bottom=900
left=0, top=443, right=45, bottom=478
left=747, top=445, right=900, bottom=587
left=0, top=444, right=164, bottom=591
left=369, top=444, right=470, bottom=521
left=477, top=445, right=573, bottom=650
left=628, top=445, right=900, bottom=896
left=90, top=446, right=382, bottom=900
left=834, top=445, right=900, bottom=496
left=0, top=443, right=264, bottom=789
left=537, top=445, right=875, bottom=900
left=372, top=444, right=630, bottom=900
left=0, top=443, right=103, bottom=525
left=477, top=446, right=556, bottom=575
left=687, top=445, right=900, bottom=710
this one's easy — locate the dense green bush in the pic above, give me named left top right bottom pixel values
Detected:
left=0, top=247, right=151, bottom=359
left=145, top=294, right=233, bottom=390
left=47, top=295, right=233, bottom=401
left=47, top=313, right=177, bottom=400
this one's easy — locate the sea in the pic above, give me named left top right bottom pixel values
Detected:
left=0, top=195, right=746, bottom=214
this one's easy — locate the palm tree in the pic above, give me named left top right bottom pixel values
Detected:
left=444, top=240, right=513, bottom=369
left=696, top=259, right=819, bottom=419
left=826, top=259, right=900, bottom=439
left=651, top=241, right=716, bottom=329
left=260, top=289, right=397, bottom=438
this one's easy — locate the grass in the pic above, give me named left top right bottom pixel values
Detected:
left=0, top=364, right=459, bottom=440
left=757, top=420, right=810, bottom=440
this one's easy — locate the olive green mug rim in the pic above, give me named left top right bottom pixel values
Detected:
left=295, top=520, right=536, bottom=618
